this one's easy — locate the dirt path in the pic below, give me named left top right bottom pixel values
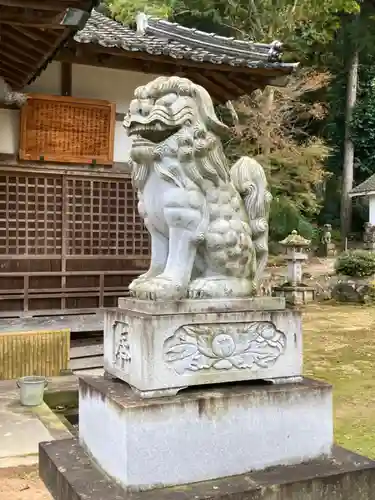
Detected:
left=0, top=467, right=50, bottom=500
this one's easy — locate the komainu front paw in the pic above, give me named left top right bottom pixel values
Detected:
left=133, top=276, right=186, bottom=300
left=129, top=268, right=164, bottom=295
left=129, top=274, right=148, bottom=293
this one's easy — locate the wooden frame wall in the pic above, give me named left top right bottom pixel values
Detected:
left=0, top=166, right=150, bottom=316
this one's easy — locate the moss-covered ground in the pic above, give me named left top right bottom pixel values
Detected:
left=304, top=304, right=375, bottom=458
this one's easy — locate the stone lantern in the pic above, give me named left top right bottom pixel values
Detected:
left=273, top=230, right=315, bottom=305
left=280, top=230, right=310, bottom=286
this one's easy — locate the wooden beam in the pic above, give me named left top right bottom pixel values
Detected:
left=18, top=26, right=58, bottom=44
left=211, top=72, right=245, bottom=98
left=0, top=20, right=65, bottom=29
left=0, top=73, right=23, bottom=88
left=2, top=23, right=58, bottom=46
left=0, top=0, right=66, bottom=10
left=1, top=58, right=28, bottom=78
left=0, top=12, right=65, bottom=28
left=231, top=74, right=265, bottom=92
left=190, top=72, right=234, bottom=102
left=0, top=47, right=39, bottom=68
left=60, top=62, right=72, bottom=96
left=3, top=26, right=53, bottom=51
left=57, top=50, right=181, bottom=76
left=0, top=58, right=31, bottom=76
left=0, top=27, right=66, bottom=90
left=0, top=44, right=40, bottom=65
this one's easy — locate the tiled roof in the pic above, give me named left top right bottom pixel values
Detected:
left=350, top=174, right=375, bottom=196
left=74, top=10, right=298, bottom=74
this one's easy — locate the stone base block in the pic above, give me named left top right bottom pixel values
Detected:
left=104, top=297, right=302, bottom=397
left=40, top=438, right=375, bottom=500
left=273, top=286, right=316, bottom=305
left=78, top=376, right=333, bottom=491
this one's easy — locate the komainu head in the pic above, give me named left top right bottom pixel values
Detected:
left=123, top=76, right=229, bottom=165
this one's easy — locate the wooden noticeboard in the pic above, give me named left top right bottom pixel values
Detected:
left=19, top=94, right=115, bottom=165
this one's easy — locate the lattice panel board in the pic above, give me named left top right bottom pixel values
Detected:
left=65, top=176, right=150, bottom=256
left=19, top=94, right=115, bottom=165
left=0, top=173, right=63, bottom=255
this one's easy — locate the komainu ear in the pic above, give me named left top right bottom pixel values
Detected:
left=192, top=83, right=230, bottom=139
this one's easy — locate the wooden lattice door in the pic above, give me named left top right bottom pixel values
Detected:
left=0, top=169, right=150, bottom=314
left=0, top=173, right=63, bottom=256
left=64, top=175, right=150, bottom=259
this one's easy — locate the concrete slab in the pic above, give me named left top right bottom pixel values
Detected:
left=0, top=381, right=53, bottom=466
left=0, top=377, right=77, bottom=468
left=0, top=410, right=54, bottom=459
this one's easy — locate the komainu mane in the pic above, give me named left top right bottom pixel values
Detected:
left=123, top=76, right=272, bottom=300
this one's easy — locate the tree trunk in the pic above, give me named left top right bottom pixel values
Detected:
left=340, top=48, right=359, bottom=238
left=262, top=86, right=274, bottom=155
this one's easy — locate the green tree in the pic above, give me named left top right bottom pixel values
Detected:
left=103, top=0, right=360, bottom=62
left=102, top=0, right=173, bottom=24
left=102, top=0, right=370, bottom=239
left=222, top=70, right=329, bottom=240
left=322, top=3, right=375, bottom=232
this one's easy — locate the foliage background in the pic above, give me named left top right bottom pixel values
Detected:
left=101, top=0, right=375, bottom=242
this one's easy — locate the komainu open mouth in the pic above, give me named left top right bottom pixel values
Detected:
left=128, top=121, right=180, bottom=143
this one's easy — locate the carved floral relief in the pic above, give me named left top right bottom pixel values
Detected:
left=163, top=322, right=286, bottom=374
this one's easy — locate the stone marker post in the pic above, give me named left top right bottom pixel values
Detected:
left=364, top=222, right=375, bottom=251
left=319, top=223, right=336, bottom=257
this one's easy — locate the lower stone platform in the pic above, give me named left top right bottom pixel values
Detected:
left=39, top=439, right=375, bottom=500
left=78, top=376, right=333, bottom=490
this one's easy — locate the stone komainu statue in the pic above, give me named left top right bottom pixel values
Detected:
left=123, top=76, right=272, bottom=300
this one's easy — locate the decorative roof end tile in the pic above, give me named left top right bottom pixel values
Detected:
left=135, top=12, right=149, bottom=36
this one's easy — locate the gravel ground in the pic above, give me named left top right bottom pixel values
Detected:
left=0, top=466, right=50, bottom=500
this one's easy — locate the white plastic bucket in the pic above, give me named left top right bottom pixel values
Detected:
left=17, top=376, right=48, bottom=406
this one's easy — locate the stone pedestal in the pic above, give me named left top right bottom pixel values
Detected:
left=79, top=376, right=333, bottom=491
left=318, top=242, right=336, bottom=257
left=104, top=297, right=302, bottom=398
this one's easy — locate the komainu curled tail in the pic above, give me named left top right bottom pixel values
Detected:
left=230, top=157, right=272, bottom=287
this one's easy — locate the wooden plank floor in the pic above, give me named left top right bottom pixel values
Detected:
left=70, top=335, right=104, bottom=373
